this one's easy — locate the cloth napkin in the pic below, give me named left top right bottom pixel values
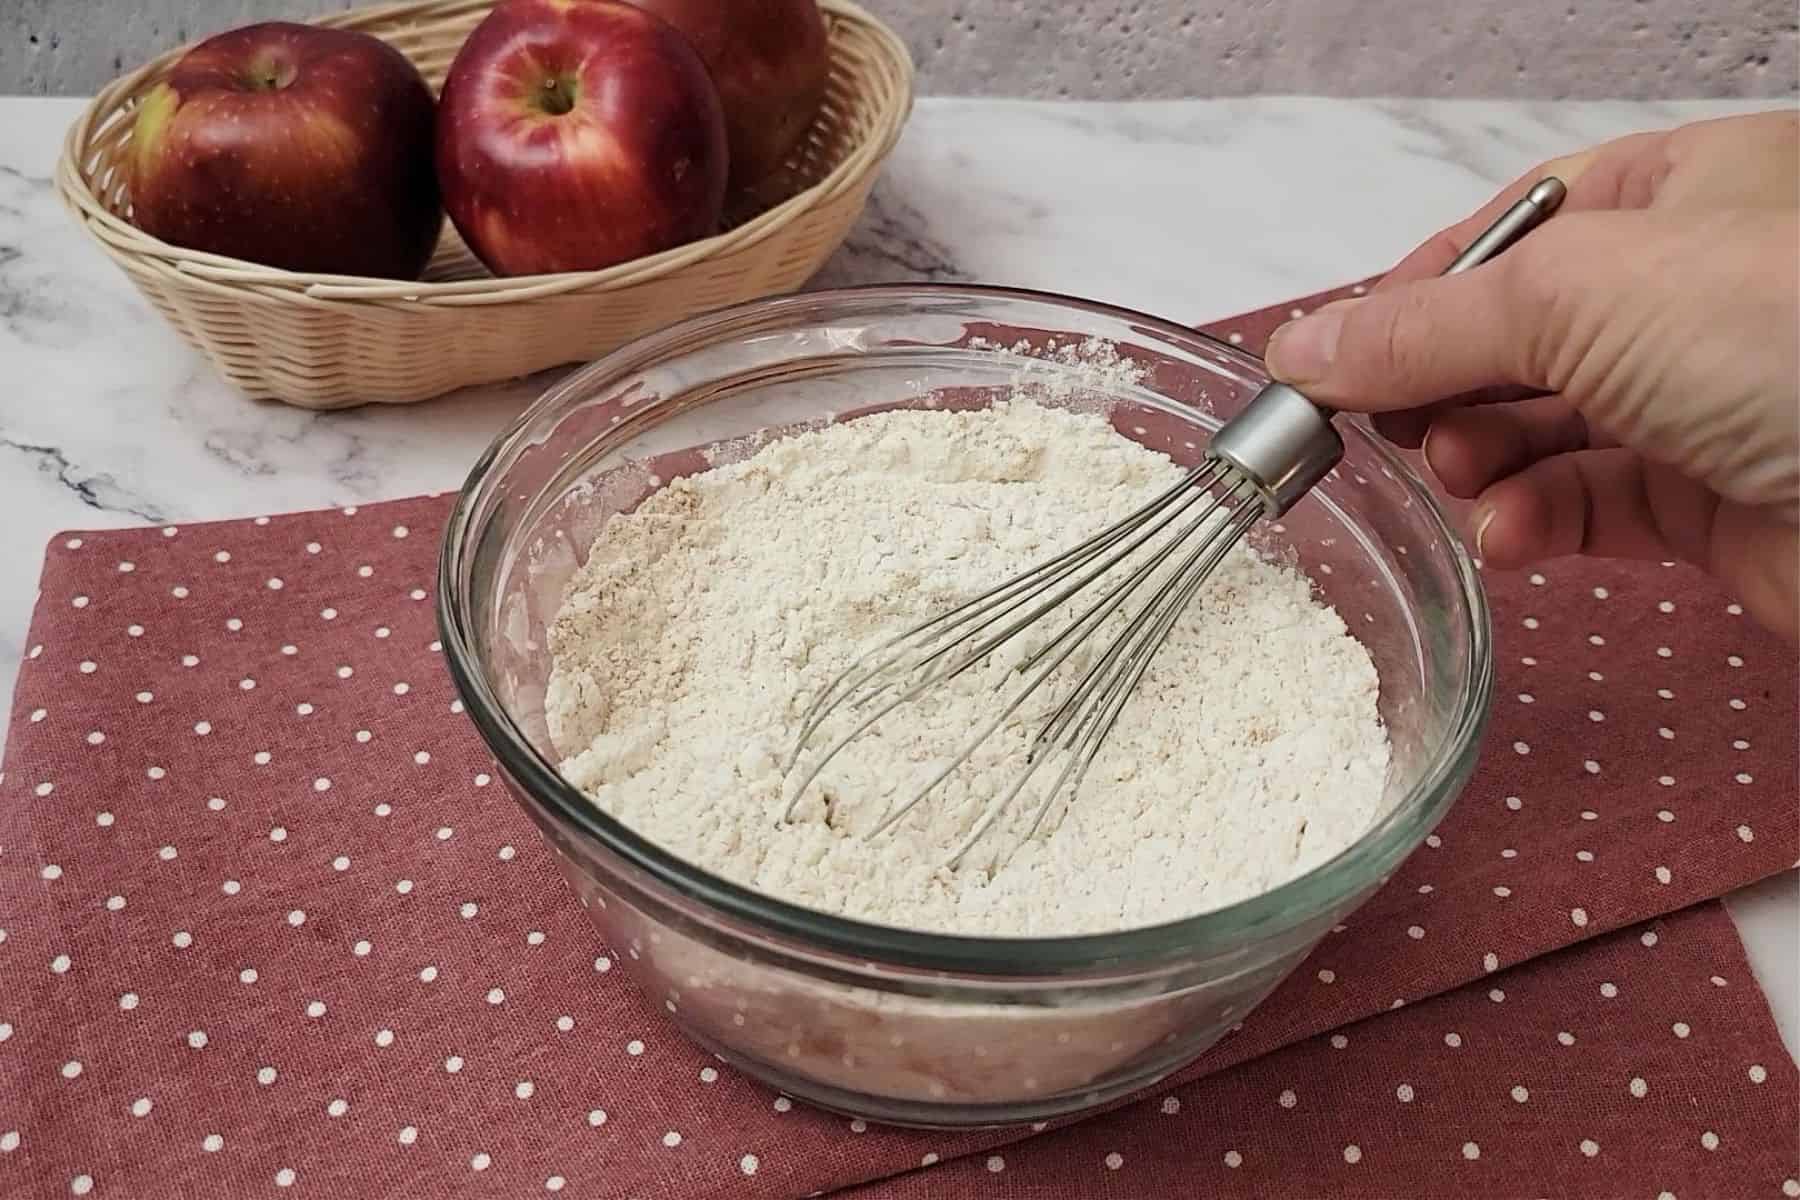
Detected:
left=846, top=901, right=1797, bottom=1199
left=0, top=285, right=1794, bottom=1200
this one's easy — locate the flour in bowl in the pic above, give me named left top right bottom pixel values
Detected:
left=545, top=400, right=1390, bottom=937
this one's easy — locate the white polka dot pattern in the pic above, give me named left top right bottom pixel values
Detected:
left=847, top=906, right=1794, bottom=1198
left=0, top=291, right=1791, bottom=1199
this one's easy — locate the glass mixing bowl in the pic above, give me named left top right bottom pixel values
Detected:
left=437, top=285, right=1493, bottom=1128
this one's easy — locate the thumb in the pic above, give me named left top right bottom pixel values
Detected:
left=1264, top=256, right=1548, bottom=412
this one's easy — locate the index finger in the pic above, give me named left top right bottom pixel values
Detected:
left=1376, top=129, right=1668, bottom=288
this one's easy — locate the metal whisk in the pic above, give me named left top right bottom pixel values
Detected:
left=784, top=179, right=1567, bottom=867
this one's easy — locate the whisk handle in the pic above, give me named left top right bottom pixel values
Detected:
left=1212, top=176, right=1567, bottom=516
left=1308, top=176, right=1566, bottom=409
left=1314, top=175, right=1567, bottom=409
left=1443, top=177, right=1567, bottom=274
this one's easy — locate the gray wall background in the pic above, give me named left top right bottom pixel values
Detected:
left=5, top=0, right=1798, bottom=99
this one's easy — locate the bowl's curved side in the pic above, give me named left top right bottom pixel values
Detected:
left=434, top=282, right=1495, bottom=1122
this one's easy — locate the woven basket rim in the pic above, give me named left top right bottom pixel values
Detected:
left=54, top=0, right=912, bottom=308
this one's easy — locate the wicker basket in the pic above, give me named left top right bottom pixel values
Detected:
left=55, top=0, right=913, bottom=409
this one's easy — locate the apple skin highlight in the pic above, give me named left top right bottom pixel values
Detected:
left=435, top=0, right=729, bottom=277
left=128, top=21, right=441, bottom=279
left=624, top=0, right=830, bottom=195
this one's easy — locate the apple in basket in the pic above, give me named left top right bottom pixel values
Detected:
left=435, top=0, right=729, bottom=277
left=126, top=22, right=442, bottom=279
left=623, top=0, right=830, bottom=197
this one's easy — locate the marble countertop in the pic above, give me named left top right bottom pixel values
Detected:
left=1, top=93, right=1793, bottom=1056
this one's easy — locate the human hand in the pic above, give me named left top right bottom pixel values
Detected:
left=1264, top=111, right=1800, bottom=642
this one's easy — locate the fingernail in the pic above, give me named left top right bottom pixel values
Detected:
left=1472, top=504, right=1496, bottom=557
left=1420, top=423, right=1453, bottom=490
left=1265, top=304, right=1348, bottom=385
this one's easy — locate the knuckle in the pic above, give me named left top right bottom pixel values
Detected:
left=1501, top=227, right=1564, bottom=309
left=1373, top=288, right=1436, bottom=382
left=1331, top=288, right=1443, bottom=401
left=1496, top=230, right=1579, bottom=387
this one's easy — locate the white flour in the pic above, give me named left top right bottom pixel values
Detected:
left=545, top=400, right=1390, bottom=936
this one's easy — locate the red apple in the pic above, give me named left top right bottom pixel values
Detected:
left=127, top=22, right=441, bottom=279
left=624, top=0, right=829, bottom=194
left=435, top=0, right=729, bottom=277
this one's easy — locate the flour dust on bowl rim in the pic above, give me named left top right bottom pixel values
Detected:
left=435, top=283, right=1495, bottom=1127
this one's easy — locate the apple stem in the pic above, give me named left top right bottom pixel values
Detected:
left=538, top=76, right=577, bottom=116
left=242, top=58, right=296, bottom=92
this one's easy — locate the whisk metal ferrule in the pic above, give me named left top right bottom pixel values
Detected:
left=1204, top=380, right=1344, bottom=517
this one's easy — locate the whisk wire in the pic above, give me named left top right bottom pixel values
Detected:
left=778, top=173, right=1566, bottom=869
left=1005, top=466, right=1232, bottom=679
left=795, top=466, right=1264, bottom=865
left=854, top=473, right=1233, bottom=839
left=781, top=462, right=1229, bottom=800
left=1006, top=485, right=1263, bottom=852
left=1028, top=474, right=1255, bottom=753
left=1061, top=492, right=1263, bottom=767
left=943, top=479, right=1262, bottom=868
left=783, top=461, right=1222, bottom=768
left=782, top=461, right=1267, bottom=865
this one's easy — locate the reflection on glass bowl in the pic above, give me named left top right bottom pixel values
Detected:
left=437, top=284, right=1493, bottom=1127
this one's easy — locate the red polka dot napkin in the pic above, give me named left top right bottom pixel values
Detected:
left=845, top=902, right=1798, bottom=1199
left=0, top=287, right=1793, bottom=1200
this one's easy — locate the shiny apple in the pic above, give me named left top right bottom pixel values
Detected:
left=127, top=21, right=441, bottom=279
left=625, top=0, right=829, bottom=194
left=435, top=0, right=729, bottom=277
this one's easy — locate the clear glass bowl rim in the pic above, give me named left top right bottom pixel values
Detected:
left=437, top=282, right=1495, bottom=976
